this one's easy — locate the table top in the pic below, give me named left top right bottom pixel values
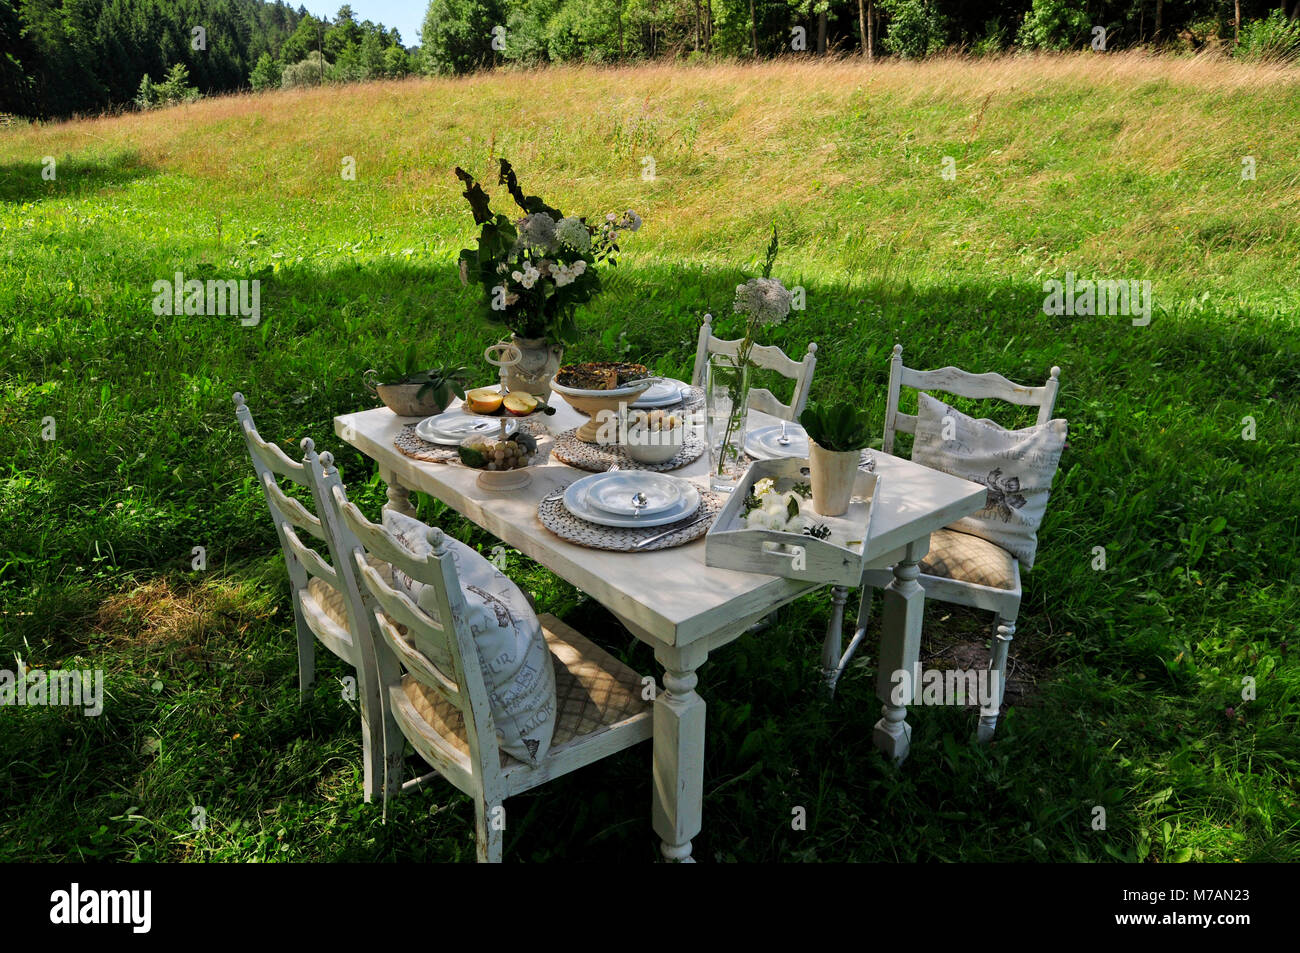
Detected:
left=335, top=394, right=986, bottom=647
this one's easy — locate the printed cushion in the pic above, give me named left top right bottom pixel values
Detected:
left=912, top=391, right=1067, bottom=569
left=402, top=614, right=650, bottom=768
left=382, top=511, right=556, bottom=766
left=920, top=529, right=1017, bottom=590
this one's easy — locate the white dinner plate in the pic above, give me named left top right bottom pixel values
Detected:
left=415, top=411, right=517, bottom=446
left=564, top=473, right=701, bottom=528
left=586, top=472, right=688, bottom=517
left=631, top=378, right=690, bottom=408
left=744, top=423, right=810, bottom=460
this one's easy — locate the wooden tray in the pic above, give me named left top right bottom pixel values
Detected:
left=705, top=457, right=881, bottom=587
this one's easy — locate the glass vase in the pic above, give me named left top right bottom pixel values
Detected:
left=705, top=355, right=750, bottom=493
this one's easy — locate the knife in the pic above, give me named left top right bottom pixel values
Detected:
left=633, top=513, right=711, bottom=549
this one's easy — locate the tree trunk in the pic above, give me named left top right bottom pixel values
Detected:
left=706, top=0, right=713, bottom=52
left=750, top=0, right=758, bottom=56
left=868, top=0, right=874, bottom=58
left=858, top=0, right=867, bottom=56
left=1234, top=0, right=1240, bottom=44
left=818, top=10, right=827, bottom=54
left=618, top=0, right=624, bottom=56
left=1154, top=0, right=1163, bottom=43
left=694, top=0, right=701, bottom=51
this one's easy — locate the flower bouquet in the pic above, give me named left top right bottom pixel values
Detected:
left=455, top=159, right=642, bottom=347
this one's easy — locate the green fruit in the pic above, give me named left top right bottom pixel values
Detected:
left=457, top=442, right=489, bottom=468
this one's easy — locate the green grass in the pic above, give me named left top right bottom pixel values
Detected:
left=1, top=55, right=1298, bottom=862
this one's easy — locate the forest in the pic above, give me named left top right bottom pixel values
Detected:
left=3, top=1, right=1300, bottom=119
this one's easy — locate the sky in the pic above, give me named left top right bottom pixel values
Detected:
left=301, top=1, right=425, bottom=49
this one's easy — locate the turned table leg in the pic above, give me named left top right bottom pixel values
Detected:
left=821, top=585, right=849, bottom=693
left=379, top=466, right=417, bottom=518
left=651, top=641, right=709, bottom=863
left=873, top=537, right=929, bottom=762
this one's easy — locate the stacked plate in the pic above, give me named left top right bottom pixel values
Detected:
left=744, top=422, right=810, bottom=460
left=415, top=410, right=517, bottom=446
left=564, top=472, right=701, bottom=528
left=631, top=378, right=691, bottom=409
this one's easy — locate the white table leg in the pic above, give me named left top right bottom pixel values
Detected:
left=379, top=466, right=417, bottom=518
left=873, top=537, right=929, bottom=762
left=651, top=640, right=708, bottom=863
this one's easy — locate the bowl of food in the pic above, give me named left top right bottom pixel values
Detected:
left=457, top=431, right=539, bottom=490
left=623, top=409, right=685, bottom=464
left=549, top=362, right=655, bottom=443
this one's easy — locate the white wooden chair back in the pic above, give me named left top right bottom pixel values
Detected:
left=328, top=481, right=505, bottom=796
left=882, top=344, right=1062, bottom=455
left=233, top=393, right=335, bottom=610
left=690, top=313, right=818, bottom=420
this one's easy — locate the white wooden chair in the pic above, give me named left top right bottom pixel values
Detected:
left=233, top=393, right=387, bottom=798
left=821, top=346, right=1062, bottom=741
left=320, top=461, right=655, bottom=862
left=690, top=312, right=818, bottom=420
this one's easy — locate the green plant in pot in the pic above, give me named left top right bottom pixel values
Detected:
left=365, top=345, right=469, bottom=418
left=454, top=158, right=642, bottom=397
left=801, top=400, right=872, bottom=516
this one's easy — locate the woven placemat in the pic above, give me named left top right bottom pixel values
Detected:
left=393, top=417, right=554, bottom=464
left=551, top=427, right=705, bottom=473
left=538, top=486, right=725, bottom=552
left=394, top=425, right=458, bottom=463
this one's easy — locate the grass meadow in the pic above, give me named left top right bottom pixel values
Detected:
left=1, top=54, right=1298, bottom=862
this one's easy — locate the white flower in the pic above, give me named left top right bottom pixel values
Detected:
left=512, top=262, right=540, bottom=289
left=553, top=263, right=576, bottom=287
left=571, top=259, right=587, bottom=276
left=753, top=477, right=776, bottom=498
left=785, top=514, right=810, bottom=535
left=517, top=212, right=557, bottom=251
left=734, top=277, right=793, bottom=325
left=622, top=209, right=643, bottom=232
left=555, top=216, right=592, bottom=253
left=606, top=212, right=617, bottom=223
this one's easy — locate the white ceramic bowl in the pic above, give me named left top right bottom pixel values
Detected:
left=622, top=422, right=685, bottom=464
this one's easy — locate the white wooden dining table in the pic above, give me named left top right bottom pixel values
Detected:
left=334, top=395, right=985, bottom=862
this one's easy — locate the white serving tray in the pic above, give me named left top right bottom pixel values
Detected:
left=705, top=457, right=881, bottom=587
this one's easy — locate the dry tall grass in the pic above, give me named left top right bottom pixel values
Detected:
left=4, top=53, right=1297, bottom=299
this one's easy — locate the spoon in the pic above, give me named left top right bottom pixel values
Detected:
left=631, top=491, right=649, bottom=515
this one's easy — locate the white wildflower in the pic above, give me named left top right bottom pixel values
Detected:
left=517, top=213, right=557, bottom=251
left=555, top=216, right=592, bottom=253
left=733, top=277, right=793, bottom=326
left=512, top=262, right=541, bottom=290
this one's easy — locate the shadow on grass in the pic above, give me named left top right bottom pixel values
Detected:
left=0, top=151, right=155, bottom=204
left=4, top=257, right=1299, bottom=860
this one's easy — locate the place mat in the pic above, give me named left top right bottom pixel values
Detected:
left=394, top=425, right=459, bottom=463
left=538, top=486, right=725, bottom=552
left=550, top=427, right=705, bottom=473
left=394, top=419, right=555, bottom=465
